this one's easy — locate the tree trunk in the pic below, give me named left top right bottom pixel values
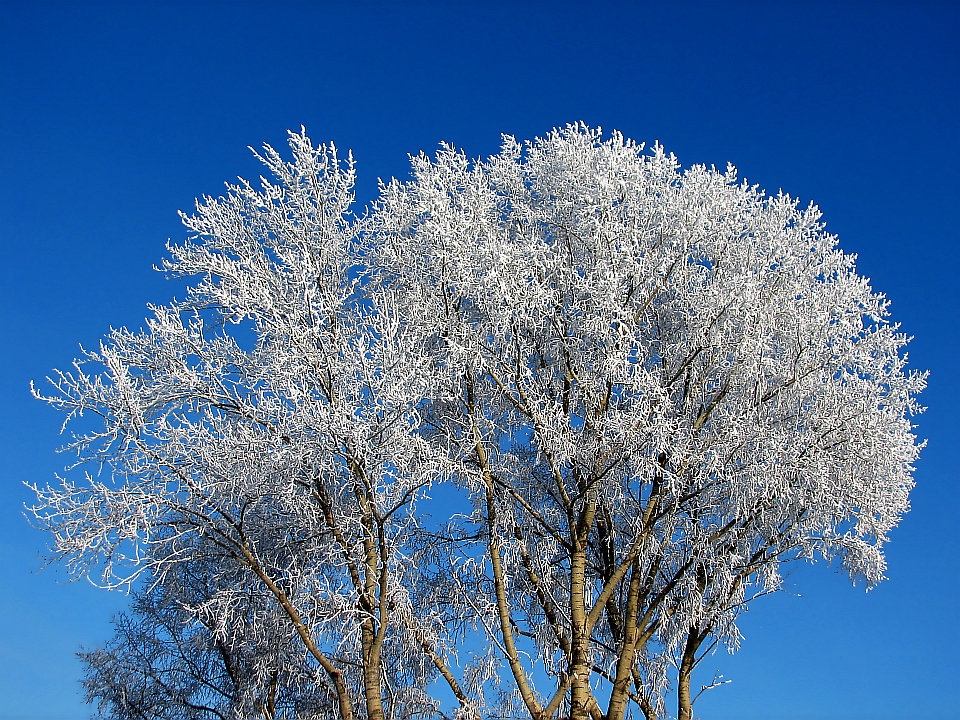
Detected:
left=677, top=629, right=699, bottom=720
left=354, top=461, right=387, bottom=720
left=569, top=499, right=597, bottom=720
left=606, top=560, right=641, bottom=720
left=362, top=620, right=386, bottom=720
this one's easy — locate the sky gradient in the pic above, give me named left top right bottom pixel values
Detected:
left=2, top=2, right=957, bottom=719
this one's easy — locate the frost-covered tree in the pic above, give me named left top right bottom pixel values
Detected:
left=80, top=558, right=331, bottom=720
left=31, top=126, right=925, bottom=720
left=32, top=136, right=463, bottom=720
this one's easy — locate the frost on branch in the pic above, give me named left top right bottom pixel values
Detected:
left=32, top=125, right=924, bottom=720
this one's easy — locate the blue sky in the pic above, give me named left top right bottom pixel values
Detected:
left=1, top=2, right=957, bottom=718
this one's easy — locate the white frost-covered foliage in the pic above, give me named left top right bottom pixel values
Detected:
left=80, top=560, right=332, bottom=720
left=32, top=125, right=924, bottom=720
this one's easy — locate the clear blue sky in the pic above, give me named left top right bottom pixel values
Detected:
left=2, top=2, right=957, bottom=718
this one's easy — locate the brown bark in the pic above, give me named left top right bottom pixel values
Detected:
left=569, top=498, right=597, bottom=720
left=677, top=628, right=701, bottom=720
left=361, top=620, right=385, bottom=720
left=415, top=635, right=478, bottom=719
left=237, top=542, right=353, bottom=720
left=606, top=559, right=642, bottom=720
left=474, top=425, right=543, bottom=719
left=353, top=457, right=388, bottom=720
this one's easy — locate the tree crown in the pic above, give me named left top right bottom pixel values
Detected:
left=32, top=125, right=925, bottom=720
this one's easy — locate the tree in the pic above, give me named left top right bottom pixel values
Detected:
left=80, top=559, right=331, bottom=720
left=31, top=125, right=925, bottom=720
